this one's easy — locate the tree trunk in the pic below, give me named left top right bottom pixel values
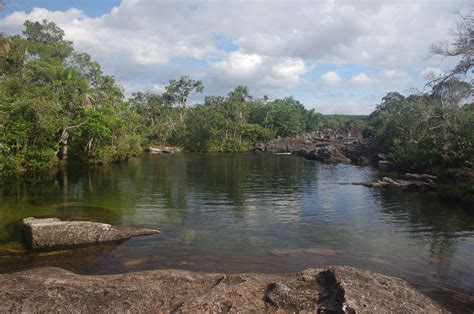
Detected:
left=57, top=123, right=85, bottom=162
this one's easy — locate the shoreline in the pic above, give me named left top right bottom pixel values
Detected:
left=0, top=265, right=448, bottom=313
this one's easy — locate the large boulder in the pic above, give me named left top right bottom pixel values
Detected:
left=22, top=217, right=160, bottom=250
left=0, top=266, right=447, bottom=313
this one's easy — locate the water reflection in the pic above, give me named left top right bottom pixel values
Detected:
left=0, top=154, right=473, bottom=311
left=377, top=190, right=474, bottom=301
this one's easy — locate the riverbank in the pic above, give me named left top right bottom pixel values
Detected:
left=0, top=265, right=447, bottom=313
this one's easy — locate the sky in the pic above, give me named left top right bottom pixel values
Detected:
left=0, top=0, right=471, bottom=114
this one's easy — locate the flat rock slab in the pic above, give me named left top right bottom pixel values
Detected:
left=22, top=217, right=160, bottom=250
left=0, top=266, right=447, bottom=313
left=354, top=176, right=438, bottom=191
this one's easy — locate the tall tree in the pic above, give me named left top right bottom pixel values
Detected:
left=431, top=10, right=473, bottom=83
left=163, top=75, right=203, bottom=122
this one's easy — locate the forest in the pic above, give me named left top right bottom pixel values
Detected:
left=0, top=17, right=472, bottom=177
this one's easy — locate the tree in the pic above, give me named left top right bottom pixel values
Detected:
left=267, top=97, right=307, bottom=137
left=228, top=86, right=251, bottom=144
left=22, top=19, right=73, bottom=62
left=0, top=0, right=9, bottom=72
left=431, top=10, right=473, bottom=84
left=0, top=20, right=142, bottom=173
left=163, top=75, right=203, bottom=120
left=160, top=76, right=203, bottom=145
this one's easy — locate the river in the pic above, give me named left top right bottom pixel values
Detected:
left=0, top=153, right=473, bottom=312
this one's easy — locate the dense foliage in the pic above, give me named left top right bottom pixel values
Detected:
left=367, top=11, right=473, bottom=173
left=0, top=20, right=329, bottom=173
left=368, top=81, right=473, bottom=172
left=131, top=87, right=323, bottom=152
left=0, top=20, right=142, bottom=173
left=0, top=15, right=472, bottom=177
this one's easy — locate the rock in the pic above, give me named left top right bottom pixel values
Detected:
left=314, top=270, right=345, bottom=312
left=147, top=146, right=181, bottom=154
left=264, top=282, right=293, bottom=307
left=304, top=146, right=352, bottom=164
left=255, top=128, right=378, bottom=165
left=271, top=248, right=338, bottom=256
left=354, top=176, right=438, bottom=191
left=402, top=172, right=437, bottom=182
left=377, top=153, right=395, bottom=167
left=22, top=217, right=160, bottom=250
left=254, top=142, right=266, bottom=153
left=0, top=266, right=447, bottom=313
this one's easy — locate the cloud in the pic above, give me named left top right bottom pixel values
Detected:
left=0, top=0, right=470, bottom=114
left=210, top=51, right=307, bottom=88
left=420, top=67, right=445, bottom=80
left=350, top=73, right=376, bottom=85
left=0, top=4, right=218, bottom=65
left=320, top=71, right=343, bottom=85
left=212, top=51, right=263, bottom=78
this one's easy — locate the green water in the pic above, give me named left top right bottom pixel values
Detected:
left=0, top=153, right=473, bottom=311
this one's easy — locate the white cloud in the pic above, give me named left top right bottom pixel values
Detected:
left=420, top=67, right=445, bottom=80
left=0, top=0, right=470, bottom=113
left=350, top=73, right=377, bottom=85
left=210, top=51, right=307, bottom=88
left=212, top=51, right=263, bottom=77
left=0, top=4, right=218, bottom=65
left=267, top=57, right=307, bottom=86
left=320, top=71, right=343, bottom=85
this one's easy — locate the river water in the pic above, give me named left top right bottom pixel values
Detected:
left=0, top=153, right=473, bottom=311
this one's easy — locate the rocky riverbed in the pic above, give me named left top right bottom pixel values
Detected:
left=255, top=127, right=379, bottom=166
left=0, top=266, right=447, bottom=313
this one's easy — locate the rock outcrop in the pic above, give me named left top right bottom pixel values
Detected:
left=0, top=266, right=447, bottom=313
left=353, top=173, right=438, bottom=191
left=256, top=128, right=377, bottom=166
left=22, top=217, right=160, bottom=250
left=303, top=145, right=353, bottom=163
left=147, top=146, right=181, bottom=154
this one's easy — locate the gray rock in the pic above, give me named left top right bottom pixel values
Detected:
left=147, top=146, right=181, bottom=154
left=0, top=266, right=447, bottom=313
left=354, top=176, right=438, bottom=191
left=304, top=146, right=352, bottom=164
left=22, top=217, right=160, bottom=250
left=402, top=172, right=437, bottom=182
left=255, top=127, right=377, bottom=165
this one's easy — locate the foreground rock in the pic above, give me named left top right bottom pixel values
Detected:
left=256, top=127, right=378, bottom=166
left=147, top=146, right=181, bottom=154
left=353, top=173, right=438, bottom=191
left=23, top=217, right=160, bottom=250
left=0, top=266, right=446, bottom=313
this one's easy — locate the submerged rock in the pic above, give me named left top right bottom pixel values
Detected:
left=22, top=217, right=160, bottom=250
left=271, top=247, right=338, bottom=256
left=0, top=266, right=447, bottom=313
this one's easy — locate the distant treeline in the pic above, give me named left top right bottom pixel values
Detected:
left=0, top=19, right=472, bottom=176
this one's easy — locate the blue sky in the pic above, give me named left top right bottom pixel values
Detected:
left=0, top=0, right=470, bottom=114
left=0, top=0, right=120, bottom=18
